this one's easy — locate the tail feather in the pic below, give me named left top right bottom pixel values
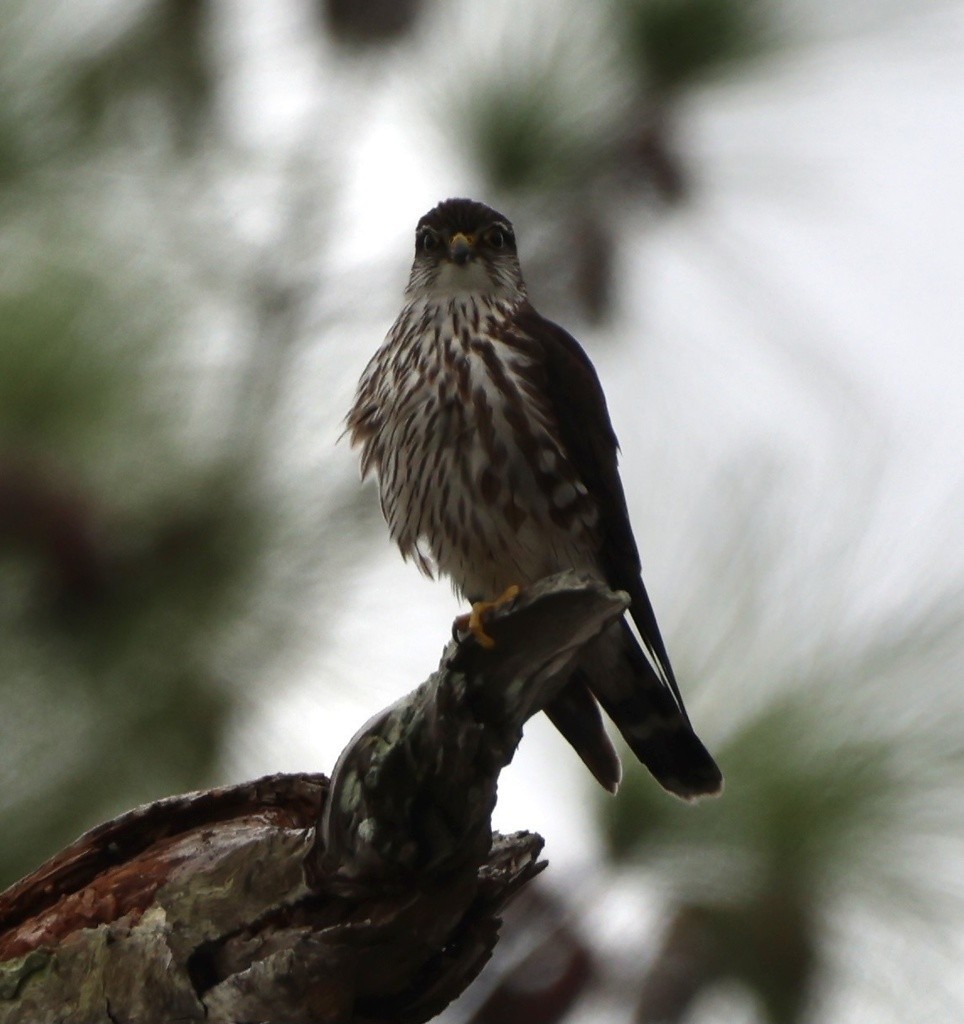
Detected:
left=625, top=578, right=692, bottom=726
left=548, top=620, right=722, bottom=799
left=544, top=675, right=622, bottom=793
left=596, top=620, right=722, bottom=798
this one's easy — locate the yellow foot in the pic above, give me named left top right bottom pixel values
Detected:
left=454, top=585, right=521, bottom=649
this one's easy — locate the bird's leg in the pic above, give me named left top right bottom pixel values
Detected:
left=454, top=585, right=521, bottom=649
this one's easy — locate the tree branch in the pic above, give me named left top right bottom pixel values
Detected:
left=0, top=572, right=628, bottom=1024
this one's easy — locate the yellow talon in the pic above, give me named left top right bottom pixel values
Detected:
left=455, top=585, right=521, bottom=649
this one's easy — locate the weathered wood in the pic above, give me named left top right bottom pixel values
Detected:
left=0, top=573, right=628, bottom=1024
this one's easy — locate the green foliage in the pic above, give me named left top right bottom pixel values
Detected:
left=606, top=694, right=898, bottom=888
left=614, top=0, right=769, bottom=94
left=0, top=0, right=382, bottom=891
left=456, top=72, right=596, bottom=195
left=0, top=107, right=27, bottom=184
left=0, top=266, right=158, bottom=459
left=453, top=66, right=601, bottom=196
left=603, top=574, right=964, bottom=1019
left=0, top=252, right=272, bottom=883
left=67, top=0, right=215, bottom=150
left=446, top=1, right=776, bottom=322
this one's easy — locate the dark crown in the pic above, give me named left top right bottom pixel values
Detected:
left=417, top=198, right=513, bottom=237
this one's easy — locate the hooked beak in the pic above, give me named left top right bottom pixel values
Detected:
left=448, top=232, right=474, bottom=265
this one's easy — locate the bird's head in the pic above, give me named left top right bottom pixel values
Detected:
left=405, top=198, right=527, bottom=304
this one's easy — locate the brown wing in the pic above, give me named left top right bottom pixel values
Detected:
left=505, top=304, right=721, bottom=797
left=510, top=303, right=690, bottom=721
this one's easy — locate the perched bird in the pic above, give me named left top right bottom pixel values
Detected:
left=347, top=198, right=721, bottom=798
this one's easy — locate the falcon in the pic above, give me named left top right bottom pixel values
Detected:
left=347, top=197, right=721, bottom=798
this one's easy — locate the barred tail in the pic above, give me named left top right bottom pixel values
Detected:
left=547, top=620, right=722, bottom=799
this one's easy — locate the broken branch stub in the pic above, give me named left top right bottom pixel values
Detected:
left=315, top=571, right=629, bottom=887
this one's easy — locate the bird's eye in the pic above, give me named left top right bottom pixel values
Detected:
left=420, top=231, right=439, bottom=252
left=487, top=229, right=505, bottom=249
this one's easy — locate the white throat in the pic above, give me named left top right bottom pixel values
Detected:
left=407, top=256, right=527, bottom=306
left=423, top=260, right=497, bottom=298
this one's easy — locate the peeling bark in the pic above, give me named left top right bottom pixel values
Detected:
left=0, top=573, right=628, bottom=1024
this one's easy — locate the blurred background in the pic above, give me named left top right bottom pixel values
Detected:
left=1, top=0, right=963, bottom=1020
